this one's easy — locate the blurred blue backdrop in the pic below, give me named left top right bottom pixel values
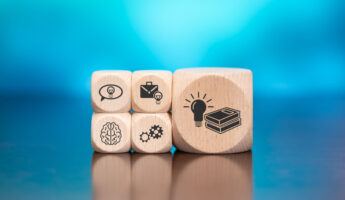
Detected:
left=1, top=0, right=344, bottom=98
left=1, top=1, right=345, bottom=199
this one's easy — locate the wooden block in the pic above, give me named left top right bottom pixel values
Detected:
left=91, top=70, right=131, bottom=113
left=131, top=113, right=172, bottom=153
left=132, top=154, right=172, bottom=200
left=92, top=153, right=131, bottom=200
left=172, top=152, right=252, bottom=200
left=132, top=70, right=172, bottom=112
left=91, top=113, right=131, bottom=153
left=172, top=68, right=253, bottom=153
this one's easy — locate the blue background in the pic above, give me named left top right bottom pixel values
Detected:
left=0, top=1, right=344, bottom=199
left=1, top=0, right=344, bottom=98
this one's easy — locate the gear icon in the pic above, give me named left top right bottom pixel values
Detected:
left=149, top=125, right=163, bottom=139
left=140, top=132, right=150, bottom=142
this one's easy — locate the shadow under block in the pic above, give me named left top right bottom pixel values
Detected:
left=132, top=154, right=172, bottom=200
left=91, top=113, right=131, bottom=153
left=131, top=113, right=172, bottom=153
left=172, top=68, right=253, bottom=154
left=172, top=152, right=252, bottom=200
left=91, top=70, right=131, bottom=113
left=92, top=153, right=131, bottom=200
left=132, top=70, right=172, bottom=113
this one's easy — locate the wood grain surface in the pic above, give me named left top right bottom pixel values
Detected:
left=172, top=68, right=253, bottom=153
left=132, top=70, right=172, bottom=113
left=91, top=70, right=131, bottom=113
left=91, top=113, right=131, bottom=153
left=131, top=113, right=172, bottom=153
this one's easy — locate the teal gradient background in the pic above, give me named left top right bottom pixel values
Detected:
left=0, top=1, right=345, bottom=199
left=1, top=0, right=344, bottom=97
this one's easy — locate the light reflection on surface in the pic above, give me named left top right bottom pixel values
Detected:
left=92, top=153, right=131, bottom=200
left=132, top=154, right=172, bottom=200
left=172, top=152, right=252, bottom=200
left=91, top=152, right=252, bottom=200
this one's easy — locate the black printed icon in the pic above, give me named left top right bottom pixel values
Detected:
left=140, top=132, right=150, bottom=143
left=140, top=81, right=163, bottom=104
left=140, top=81, right=157, bottom=98
left=99, top=84, right=123, bottom=101
left=184, top=92, right=214, bottom=127
left=204, top=107, right=241, bottom=134
left=149, top=125, right=164, bottom=139
left=100, top=122, right=122, bottom=145
left=153, top=91, right=163, bottom=104
left=139, top=125, right=163, bottom=143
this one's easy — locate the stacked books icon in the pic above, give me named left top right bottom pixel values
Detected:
left=204, top=107, right=241, bottom=134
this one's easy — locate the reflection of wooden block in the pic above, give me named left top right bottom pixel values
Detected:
left=91, top=70, right=131, bottom=113
left=132, top=70, right=172, bottom=113
left=91, top=113, right=131, bottom=153
left=131, top=113, right=172, bottom=153
left=172, top=68, right=253, bottom=153
left=172, top=152, right=252, bottom=200
left=132, top=154, right=172, bottom=200
left=92, top=153, right=131, bottom=200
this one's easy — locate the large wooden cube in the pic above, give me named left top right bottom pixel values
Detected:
left=172, top=68, right=253, bottom=154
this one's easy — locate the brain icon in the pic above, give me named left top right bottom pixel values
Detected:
left=100, top=122, right=122, bottom=145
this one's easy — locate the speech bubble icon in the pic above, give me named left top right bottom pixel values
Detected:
left=99, top=84, right=123, bottom=101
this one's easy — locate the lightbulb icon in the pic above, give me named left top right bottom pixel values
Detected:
left=107, top=86, right=115, bottom=98
left=154, top=91, right=163, bottom=104
left=191, top=99, right=206, bottom=127
left=184, top=92, right=214, bottom=127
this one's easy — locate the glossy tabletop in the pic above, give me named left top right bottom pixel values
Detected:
left=0, top=95, right=344, bottom=200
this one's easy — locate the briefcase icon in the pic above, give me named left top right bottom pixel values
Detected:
left=140, top=81, right=159, bottom=98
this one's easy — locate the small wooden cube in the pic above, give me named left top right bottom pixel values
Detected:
left=132, top=70, right=172, bottom=113
left=131, top=113, right=172, bottom=153
left=132, top=154, right=172, bottom=200
left=91, top=70, right=131, bottom=113
left=172, top=68, right=253, bottom=154
left=92, top=153, right=131, bottom=200
left=91, top=113, right=131, bottom=153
